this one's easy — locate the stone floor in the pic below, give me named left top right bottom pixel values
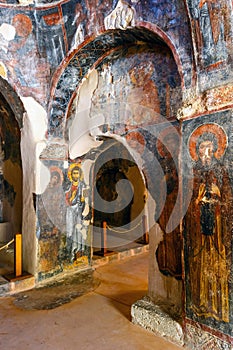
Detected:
left=0, top=251, right=183, bottom=350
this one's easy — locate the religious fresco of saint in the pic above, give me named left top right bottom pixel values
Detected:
left=63, top=162, right=90, bottom=262
left=124, top=121, right=182, bottom=279
left=182, top=111, right=233, bottom=336
left=155, top=123, right=182, bottom=280
left=37, top=161, right=91, bottom=279
left=187, top=0, right=233, bottom=69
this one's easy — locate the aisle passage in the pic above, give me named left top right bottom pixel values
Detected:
left=0, top=252, right=183, bottom=350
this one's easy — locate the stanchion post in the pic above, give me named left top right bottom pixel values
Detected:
left=4, top=233, right=33, bottom=282
left=101, top=221, right=107, bottom=256
left=142, top=215, right=149, bottom=244
left=14, top=233, right=22, bottom=277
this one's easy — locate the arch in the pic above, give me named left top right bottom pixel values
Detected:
left=0, top=77, right=25, bottom=129
left=90, top=136, right=149, bottom=252
left=0, top=80, right=23, bottom=264
left=47, top=25, right=187, bottom=141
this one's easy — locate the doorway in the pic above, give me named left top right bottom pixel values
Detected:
left=0, top=91, right=23, bottom=275
left=92, top=138, right=148, bottom=256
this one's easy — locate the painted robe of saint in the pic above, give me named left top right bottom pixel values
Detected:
left=38, top=166, right=66, bottom=234
left=188, top=0, right=231, bottom=67
left=65, top=163, right=86, bottom=262
left=156, top=126, right=182, bottom=279
left=185, top=124, right=232, bottom=323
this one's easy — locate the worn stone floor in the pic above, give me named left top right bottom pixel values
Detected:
left=0, top=251, right=183, bottom=350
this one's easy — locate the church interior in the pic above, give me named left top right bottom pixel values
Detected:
left=0, top=0, right=232, bottom=349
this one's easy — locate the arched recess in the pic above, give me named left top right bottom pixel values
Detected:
left=91, top=137, right=148, bottom=253
left=47, top=25, right=186, bottom=141
left=0, top=77, right=24, bottom=129
left=0, top=77, right=25, bottom=272
left=44, top=25, right=184, bottom=312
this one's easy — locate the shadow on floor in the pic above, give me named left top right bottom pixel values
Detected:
left=12, top=269, right=100, bottom=310
left=104, top=290, right=148, bottom=320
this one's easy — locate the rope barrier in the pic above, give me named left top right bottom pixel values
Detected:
left=106, top=219, right=142, bottom=233
left=0, top=238, right=15, bottom=252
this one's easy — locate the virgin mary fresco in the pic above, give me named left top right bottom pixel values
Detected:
left=185, top=123, right=232, bottom=324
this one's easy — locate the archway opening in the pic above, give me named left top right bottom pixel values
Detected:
left=92, top=138, right=148, bottom=256
left=63, top=28, right=183, bottom=312
left=48, top=25, right=184, bottom=316
left=0, top=91, right=23, bottom=275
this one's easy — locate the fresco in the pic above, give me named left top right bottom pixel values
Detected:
left=182, top=111, right=233, bottom=337
left=34, top=8, right=67, bottom=68
left=62, top=0, right=110, bottom=49
left=90, top=44, right=182, bottom=132
left=0, top=10, right=51, bottom=105
left=155, top=124, right=182, bottom=279
left=0, top=1, right=192, bottom=138
left=85, top=46, right=182, bottom=277
left=2, top=0, right=233, bottom=119
left=0, top=1, right=19, bottom=3
left=122, top=121, right=182, bottom=279
left=64, top=163, right=88, bottom=261
left=37, top=161, right=91, bottom=279
left=187, top=0, right=233, bottom=69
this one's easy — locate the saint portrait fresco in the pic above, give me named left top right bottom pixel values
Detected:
left=38, top=166, right=66, bottom=234
left=187, top=0, right=232, bottom=68
left=37, top=162, right=90, bottom=273
left=183, top=119, right=232, bottom=335
left=155, top=125, right=182, bottom=279
left=64, top=162, right=87, bottom=262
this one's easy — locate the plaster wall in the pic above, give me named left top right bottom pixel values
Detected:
left=20, top=97, right=47, bottom=275
left=68, top=69, right=103, bottom=159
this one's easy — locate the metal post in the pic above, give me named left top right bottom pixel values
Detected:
left=101, top=221, right=107, bottom=256
left=14, top=233, right=22, bottom=277
left=142, top=215, right=149, bottom=244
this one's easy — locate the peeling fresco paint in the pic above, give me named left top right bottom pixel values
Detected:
left=182, top=111, right=233, bottom=338
left=0, top=0, right=233, bottom=347
left=0, top=0, right=193, bottom=119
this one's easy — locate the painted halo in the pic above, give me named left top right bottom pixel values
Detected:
left=188, top=123, right=228, bottom=162
left=12, top=14, right=33, bottom=38
left=49, top=166, right=64, bottom=185
left=67, top=162, right=83, bottom=182
left=156, top=125, right=180, bottom=158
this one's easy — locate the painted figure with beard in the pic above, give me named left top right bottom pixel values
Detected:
left=185, top=124, right=232, bottom=323
left=65, top=163, right=86, bottom=262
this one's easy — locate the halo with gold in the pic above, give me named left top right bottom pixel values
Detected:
left=67, top=162, right=84, bottom=182
left=188, top=123, right=228, bottom=162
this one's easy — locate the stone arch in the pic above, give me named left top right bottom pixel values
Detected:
left=0, top=78, right=24, bottom=262
left=47, top=25, right=187, bottom=142
left=59, top=28, right=183, bottom=270
left=0, top=77, right=25, bottom=129
left=45, top=24, right=183, bottom=294
left=78, top=133, right=150, bottom=254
